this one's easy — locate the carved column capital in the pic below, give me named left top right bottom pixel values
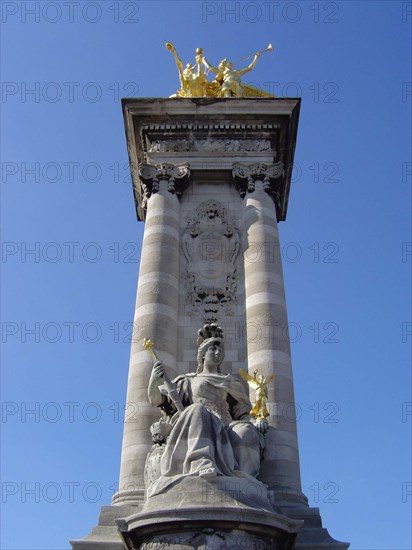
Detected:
left=139, top=162, right=191, bottom=203
left=232, top=162, right=284, bottom=193
left=232, top=162, right=284, bottom=218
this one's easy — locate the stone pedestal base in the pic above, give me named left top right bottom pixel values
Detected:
left=117, top=475, right=302, bottom=549
left=70, top=504, right=139, bottom=549
left=144, top=475, right=276, bottom=512
left=69, top=502, right=349, bottom=550
left=282, top=506, right=350, bottom=549
left=117, top=506, right=302, bottom=550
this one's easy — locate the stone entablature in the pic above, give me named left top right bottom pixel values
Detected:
left=122, top=98, right=300, bottom=222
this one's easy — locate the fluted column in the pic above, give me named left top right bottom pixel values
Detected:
left=234, top=162, right=307, bottom=508
left=113, top=163, right=189, bottom=506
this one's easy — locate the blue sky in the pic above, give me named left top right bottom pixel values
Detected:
left=1, top=1, right=411, bottom=549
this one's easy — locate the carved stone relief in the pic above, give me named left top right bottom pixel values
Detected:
left=148, top=138, right=272, bottom=153
left=183, top=200, right=240, bottom=323
left=139, top=530, right=277, bottom=549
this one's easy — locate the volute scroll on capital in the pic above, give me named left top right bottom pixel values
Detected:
left=232, top=162, right=284, bottom=192
left=232, top=162, right=284, bottom=216
left=138, top=162, right=191, bottom=202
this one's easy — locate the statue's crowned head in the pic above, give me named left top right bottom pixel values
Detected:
left=196, top=323, right=224, bottom=373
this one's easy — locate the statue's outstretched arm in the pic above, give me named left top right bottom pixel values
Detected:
left=166, top=42, right=185, bottom=89
left=166, top=42, right=183, bottom=70
left=202, top=57, right=219, bottom=74
left=238, top=52, right=261, bottom=75
left=195, top=48, right=206, bottom=82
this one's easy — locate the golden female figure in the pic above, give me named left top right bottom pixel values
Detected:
left=165, top=42, right=208, bottom=97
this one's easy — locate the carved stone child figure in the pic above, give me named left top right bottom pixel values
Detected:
left=143, top=418, right=173, bottom=491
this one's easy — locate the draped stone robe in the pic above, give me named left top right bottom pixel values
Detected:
left=146, top=372, right=261, bottom=497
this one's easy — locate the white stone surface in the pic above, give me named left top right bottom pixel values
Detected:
left=116, top=98, right=305, bottom=509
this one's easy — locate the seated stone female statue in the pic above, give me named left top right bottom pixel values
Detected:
left=147, top=325, right=266, bottom=492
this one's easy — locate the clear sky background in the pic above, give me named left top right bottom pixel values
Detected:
left=1, top=1, right=411, bottom=549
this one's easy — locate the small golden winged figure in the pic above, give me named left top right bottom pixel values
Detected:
left=239, top=368, right=275, bottom=420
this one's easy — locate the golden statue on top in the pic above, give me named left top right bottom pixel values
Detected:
left=166, top=42, right=274, bottom=98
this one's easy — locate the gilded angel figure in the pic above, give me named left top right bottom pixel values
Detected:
left=239, top=368, right=275, bottom=420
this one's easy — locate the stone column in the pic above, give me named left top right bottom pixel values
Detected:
left=113, top=163, right=189, bottom=506
left=234, top=162, right=307, bottom=508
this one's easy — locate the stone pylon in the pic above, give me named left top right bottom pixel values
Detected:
left=71, top=98, right=349, bottom=549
